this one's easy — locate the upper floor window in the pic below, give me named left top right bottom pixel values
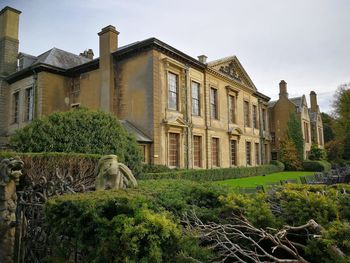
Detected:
left=25, top=87, right=34, bottom=121
left=168, top=72, right=178, bottom=110
left=244, top=101, right=250, bottom=127
left=228, top=95, right=236, bottom=123
left=210, top=88, right=218, bottom=119
left=253, top=105, right=258, bottom=129
left=304, top=122, right=310, bottom=143
left=271, top=132, right=276, bottom=144
left=12, top=91, right=20, bottom=124
left=191, top=81, right=200, bottom=116
left=262, top=108, right=267, bottom=131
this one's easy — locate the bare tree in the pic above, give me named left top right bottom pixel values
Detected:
left=183, top=212, right=333, bottom=263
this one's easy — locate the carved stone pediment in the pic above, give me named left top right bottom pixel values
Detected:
left=208, top=56, right=257, bottom=91
left=219, top=62, right=241, bottom=82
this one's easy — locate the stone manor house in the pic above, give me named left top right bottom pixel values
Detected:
left=0, top=6, right=324, bottom=168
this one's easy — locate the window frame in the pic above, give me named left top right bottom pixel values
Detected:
left=244, top=101, right=250, bottom=127
left=255, top=142, right=260, bottom=165
left=25, top=86, right=34, bottom=122
left=246, top=141, right=252, bottom=166
left=210, top=87, right=218, bottom=120
left=252, top=105, right=258, bottom=129
left=230, top=140, right=237, bottom=166
left=191, top=81, right=200, bottom=116
left=167, top=72, right=179, bottom=111
left=193, top=135, right=202, bottom=168
left=12, top=91, right=20, bottom=124
left=211, top=137, right=220, bottom=167
left=168, top=132, right=180, bottom=167
left=228, top=95, right=236, bottom=124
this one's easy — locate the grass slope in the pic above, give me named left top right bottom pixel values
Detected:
left=216, top=171, right=315, bottom=188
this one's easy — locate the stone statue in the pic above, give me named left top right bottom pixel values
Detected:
left=0, top=157, right=24, bottom=263
left=95, top=155, right=137, bottom=190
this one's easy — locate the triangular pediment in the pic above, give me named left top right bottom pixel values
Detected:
left=208, top=56, right=256, bottom=91
left=163, top=116, right=187, bottom=127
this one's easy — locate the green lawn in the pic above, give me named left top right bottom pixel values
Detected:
left=216, top=171, right=316, bottom=189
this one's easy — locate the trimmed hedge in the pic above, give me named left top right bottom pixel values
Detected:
left=302, top=160, right=332, bottom=172
left=139, top=164, right=284, bottom=181
left=270, top=160, right=285, bottom=171
left=0, top=152, right=100, bottom=186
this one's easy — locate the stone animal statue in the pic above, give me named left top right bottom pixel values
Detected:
left=95, top=155, right=137, bottom=190
left=0, top=157, right=24, bottom=186
left=0, top=157, right=24, bottom=263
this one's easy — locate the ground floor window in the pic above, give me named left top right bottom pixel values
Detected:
left=193, top=135, right=202, bottom=167
left=169, top=133, right=179, bottom=167
left=255, top=143, right=259, bottom=165
left=246, top=141, right=252, bottom=166
left=271, top=152, right=278, bottom=161
left=212, top=137, right=220, bottom=167
left=230, top=140, right=237, bottom=166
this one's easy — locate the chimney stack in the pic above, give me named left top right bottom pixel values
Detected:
left=279, top=80, right=288, bottom=99
left=310, top=91, right=318, bottom=112
left=0, top=6, right=21, bottom=76
left=98, top=25, right=119, bottom=112
left=80, top=49, right=94, bottom=59
left=198, top=55, right=207, bottom=64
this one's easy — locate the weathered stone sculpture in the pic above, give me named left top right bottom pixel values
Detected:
left=95, top=155, right=137, bottom=190
left=0, top=157, right=24, bottom=263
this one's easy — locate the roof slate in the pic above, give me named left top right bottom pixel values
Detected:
left=120, top=120, right=152, bottom=143
left=33, top=48, right=92, bottom=69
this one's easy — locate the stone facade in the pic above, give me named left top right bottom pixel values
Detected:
left=0, top=5, right=324, bottom=166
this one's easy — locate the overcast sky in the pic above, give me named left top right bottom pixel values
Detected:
left=2, top=0, right=349, bottom=113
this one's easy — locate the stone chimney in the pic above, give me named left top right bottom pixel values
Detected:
left=98, top=25, right=119, bottom=112
left=279, top=80, right=288, bottom=99
left=198, top=55, right=207, bottom=64
left=310, top=91, right=318, bottom=112
left=80, top=49, right=94, bottom=59
left=0, top=6, right=21, bottom=76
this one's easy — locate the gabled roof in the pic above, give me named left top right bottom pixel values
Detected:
left=289, top=96, right=303, bottom=108
left=28, top=47, right=92, bottom=70
left=207, top=56, right=257, bottom=91
left=268, top=100, right=277, bottom=108
left=120, top=120, right=152, bottom=143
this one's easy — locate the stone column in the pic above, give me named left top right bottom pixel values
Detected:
left=0, top=157, right=23, bottom=263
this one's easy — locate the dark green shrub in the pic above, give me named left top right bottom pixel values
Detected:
left=45, top=180, right=225, bottom=262
left=302, top=160, right=331, bottom=172
left=305, top=221, right=350, bottom=263
left=309, top=144, right=327, bottom=160
left=9, top=108, right=143, bottom=175
left=270, top=160, right=285, bottom=171
left=140, top=164, right=283, bottom=181
left=141, top=164, right=173, bottom=173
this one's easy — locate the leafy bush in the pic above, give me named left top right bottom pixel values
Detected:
left=139, top=164, right=284, bottom=181
left=45, top=180, right=228, bottom=262
left=309, top=144, right=327, bottom=160
left=302, top=160, right=332, bottom=172
left=9, top=108, right=143, bottom=175
left=279, top=137, right=302, bottom=170
left=46, top=191, right=183, bottom=262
